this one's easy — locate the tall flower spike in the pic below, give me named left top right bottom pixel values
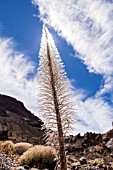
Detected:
left=37, top=27, right=76, bottom=170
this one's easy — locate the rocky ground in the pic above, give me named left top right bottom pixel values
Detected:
left=0, top=153, right=19, bottom=170
left=1, top=130, right=113, bottom=170
left=0, top=95, right=113, bottom=169
left=65, top=130, right=113, bottom=169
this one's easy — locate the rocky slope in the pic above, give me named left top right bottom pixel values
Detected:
left=65, top=131, right=113, bottom=169
left=0, top=94, right=44, bottom=145
left=0, top=94, right=113, bottom=169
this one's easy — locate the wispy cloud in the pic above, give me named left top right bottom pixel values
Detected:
left=0, top=38, right=38, bottom=114
left=0, top=0, right=113, bottom=134
left=32, top=0, right=113, bottom=134
left=0, top=36, right=113, bottom=134
left=73, top=90, right=113, bottom=134
left=32, top=0, right=113, bottom=90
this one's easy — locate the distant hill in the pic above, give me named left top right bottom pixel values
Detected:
left=0, top=94, right=44, bottom=144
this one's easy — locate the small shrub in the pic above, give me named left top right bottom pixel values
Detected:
left=1, top=140, right=14, bottom=154
left=20, top=145, right=57, bottom=169
left=13, top=142, right=33, bottom=156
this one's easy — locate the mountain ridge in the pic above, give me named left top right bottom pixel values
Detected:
left=0, top=94, right=44, bottom=144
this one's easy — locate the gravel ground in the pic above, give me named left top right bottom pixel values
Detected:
left=0, top=153, right=19, bottom=170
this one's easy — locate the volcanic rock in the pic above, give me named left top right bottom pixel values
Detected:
left=79, top=157, right=87, bottom=165
left=65, top=130, right=113, bottom=169
left=0, top=94, right=44, bottom=144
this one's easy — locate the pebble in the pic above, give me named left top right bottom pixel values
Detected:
left=79, top=157, right=87, bottom=165
left=0, top=153, right=19, bottom=170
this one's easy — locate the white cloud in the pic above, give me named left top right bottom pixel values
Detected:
left=73, top=91, right=113, bottom=134
left=0, top=37, right=113, bottom=135
left=32, top=0, right=113, bottom=134
left=32, top=0, right=113, bottom=90
left=1, top=0, right=113, bottom=134
left=0, top=38, right=38, bottom=115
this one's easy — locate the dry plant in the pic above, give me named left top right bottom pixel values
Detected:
left=13, top=142, right=33, bottom=156
left=1, top=140, right=14, bottom=155
left=19, top=145, right=57, bottom=168
left=37, top=26, right=76, bottom=170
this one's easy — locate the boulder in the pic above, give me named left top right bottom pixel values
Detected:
left=0, top=130, right=8, bottom=140
left=79, top=157, right=87, bottom=165
left=106, top=138, right=113, bottom=151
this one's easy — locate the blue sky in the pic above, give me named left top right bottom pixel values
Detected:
left=0, top=0, right=113, bottom=134
left=0, top=0, right=102, bottom=95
